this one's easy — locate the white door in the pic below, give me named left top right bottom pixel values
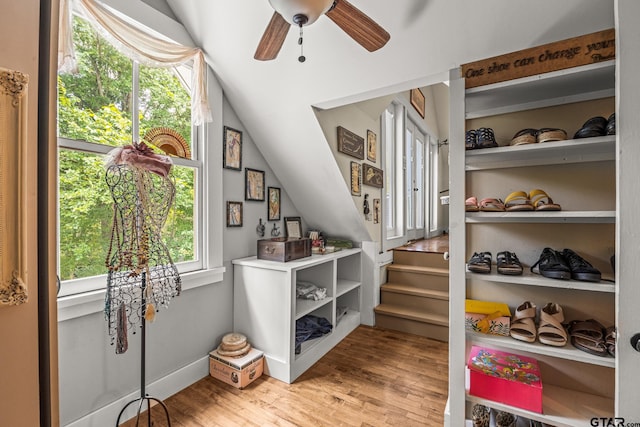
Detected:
left=616, top=0, right=640, bottom=419
left=405, top=120, right=426, bottom=241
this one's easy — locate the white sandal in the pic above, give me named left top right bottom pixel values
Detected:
left=538, top=302, right=568, bottom=347
left=509, top=301, right=537, bottom=343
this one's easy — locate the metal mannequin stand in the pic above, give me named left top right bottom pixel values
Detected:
left=115, top=274, right=172, bottom=427
left=104, top=155, right=180, bottom=427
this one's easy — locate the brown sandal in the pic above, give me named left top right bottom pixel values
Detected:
left=568, top=319, right=608, bottom=357
left=479, top=198, right=505, bottom=212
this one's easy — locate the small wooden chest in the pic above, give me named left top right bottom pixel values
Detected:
left=257, top=238, right=311, bottom=262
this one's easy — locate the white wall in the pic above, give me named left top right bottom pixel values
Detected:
left=54, top=1, right=292, bottom=424
left=222, top=98, right=302, bottom=264
left=315, top=83, right=450, bottom=247
left=315, top=100, right=389, bottom=244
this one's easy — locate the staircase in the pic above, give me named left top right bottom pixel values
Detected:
left=374, top=243, right=449, bottom=342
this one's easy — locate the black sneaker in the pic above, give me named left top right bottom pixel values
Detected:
left=531, top=247, right=570, bottom=280
left=562, top=249, right=601, bottom=282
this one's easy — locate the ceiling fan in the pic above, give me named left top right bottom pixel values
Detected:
left=255, top=0, right=390, bottom=61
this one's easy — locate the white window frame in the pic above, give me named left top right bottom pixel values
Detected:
left=381, top=96, right=440, bottom=251
left=382, top=101, right=406, bottom=252
left=57, top=26, right=205, bottom=298
left=406, top=118, right=427, bottom=241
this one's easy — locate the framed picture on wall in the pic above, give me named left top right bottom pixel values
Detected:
left=226, top=201, right=243, bottom=227
left=363, top=163, right=384, bottom=188
left=284, top=216, right=302, bottom=239
left=267, top=187, right=281, bottom=221
left=367, top=130, right=377, bottom=162
left=410, top=88, right=425, bottom=119
left=337, top=126, right=365, bottom=160
left=223, top=126, right=242, bottom=170
left=245, top=168, right=265, bottom=201
left=373, top=198, right=381, bottom=224
left=350, top=161, right=362, bottom=196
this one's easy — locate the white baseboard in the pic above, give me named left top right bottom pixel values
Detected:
left=64, top=356, right=209, bottom=427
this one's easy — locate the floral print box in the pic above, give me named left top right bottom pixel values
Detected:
left=465, top=312, right=510, bottom=336
left=467, top=346, right=543, bottom=413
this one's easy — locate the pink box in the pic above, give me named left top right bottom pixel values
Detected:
left=465, top=312, right=510, bottom=336
left=467, top=346, right=543, bottom=413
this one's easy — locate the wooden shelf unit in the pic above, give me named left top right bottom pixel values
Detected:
left=232, top=248, right=362, bottom=384
left=448, top=60, right=617, bottom=426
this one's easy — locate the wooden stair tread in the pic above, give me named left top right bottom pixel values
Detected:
left=387, top=264, right=449, bottom=276
left=381, top=283, right=449, bottom=300
left=374, top=304, right=449, bottom=326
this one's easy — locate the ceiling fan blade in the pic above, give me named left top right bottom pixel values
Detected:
left=326, top=0, right=390, bottom=52
left=255, top=12, right=290, bottom=61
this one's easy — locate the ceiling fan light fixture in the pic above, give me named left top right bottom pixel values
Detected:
left=268, top=0, right=335, bottom=25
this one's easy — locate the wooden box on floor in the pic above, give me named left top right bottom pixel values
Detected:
left=209, top=348, right=264, bottom=389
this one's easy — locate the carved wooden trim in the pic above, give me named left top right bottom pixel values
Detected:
left=0, top=69, right=29, bottom=106
left=0, top=66, right=28, bottom=306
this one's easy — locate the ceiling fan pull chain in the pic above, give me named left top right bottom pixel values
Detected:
left=298, top=24, right=306, bottom=63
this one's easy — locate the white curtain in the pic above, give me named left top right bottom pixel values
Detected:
left=58, top=0, right=212, bottom=125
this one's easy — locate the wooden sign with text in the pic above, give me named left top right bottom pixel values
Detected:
left=337, top=126, right=365, bottom=160
left=461, top=29, right=615, bottom=88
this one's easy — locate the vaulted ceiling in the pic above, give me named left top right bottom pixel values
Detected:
left=166, top=0, right=614, bottom=242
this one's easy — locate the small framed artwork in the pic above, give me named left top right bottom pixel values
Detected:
left=410, top=88, right=425, bottom=119
left=373, top=198, right=381, bottom=224
left=284, top=216, right=302, bottom=239
left=245, top=168, right=265, bottom=201
left=226, top=201, right=243, bottom=227
left=363, top=163, right=384, bottom=188
left=337, top=126, right=365, bottom=160
left=367, top=130, right=377, bottom=162
left=267, top=187, right=281, bottom=221
left=350, top=161, right=362, bottom=196
left=223, top=126, right=242, bottom=170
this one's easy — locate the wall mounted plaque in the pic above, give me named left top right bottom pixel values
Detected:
left=337, top=126, right=364, bottom=160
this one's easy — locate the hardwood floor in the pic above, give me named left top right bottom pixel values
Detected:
left=394, top=235, right=450, bottom=254
left=122, top=326, right=448, bottom=427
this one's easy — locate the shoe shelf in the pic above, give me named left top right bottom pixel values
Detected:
left=465, top=270, right=615, bottom=293
left=465, top=61, right=615, bottom=119
left=449, top=56, right=618, bottom=426
left=465, top=331, right=615, bottom=368
left=466, top=210, right=615, bottom=224
left=465, top=136, right=615, bottom=171
left=465, top=382, right=613, bottom=427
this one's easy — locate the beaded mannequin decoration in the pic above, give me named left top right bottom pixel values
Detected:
left=104, top=142, right=181, bottom=354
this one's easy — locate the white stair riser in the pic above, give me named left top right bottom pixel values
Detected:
left=387, top=271, right=449, bottom=292
left=393, top=251, right=449, bottom=268
left=380, top=292, right=449, bottom=316
left=375, top=315, right=449, bottom=342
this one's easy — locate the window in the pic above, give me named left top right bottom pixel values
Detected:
left=406, top=117, right=427, bottom=240
left=382, top=96, right=439, bottom=251
left=57, top=16, right=203, bottom=296
left=382, top=101, right=405, bottom=250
